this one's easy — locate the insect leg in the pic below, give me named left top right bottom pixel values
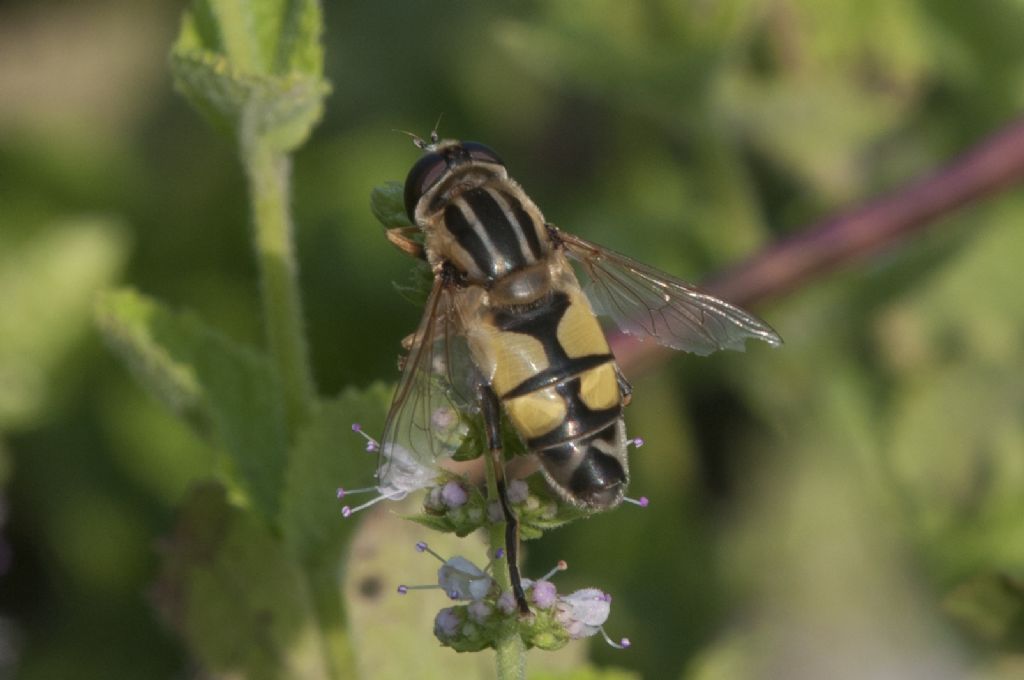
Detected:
left=385, top=226, right=426, bottom=260
left=480, top=384, right=530, bottom=614
left=616, top=367, right=633, bottom=407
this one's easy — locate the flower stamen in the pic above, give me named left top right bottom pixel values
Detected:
left=538, top=559, right=568, bottom=582
left=337, top=424, right=445, bottom=517
left=398, top=544, right=496, bottom=601
left=416, top=540, right=447, bottom=563
left=351, top=422, right=380, bottom=453
left=599, top=627, right=631, bottom=649
left=337, top=486, right=406, bottom=517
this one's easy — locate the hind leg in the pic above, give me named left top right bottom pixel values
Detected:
left=480, top=384, right=530, bottom=614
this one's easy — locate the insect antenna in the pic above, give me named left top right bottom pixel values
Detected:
left=428, top=113, right=443, bottom=145
left=393, top=114, right=443, bottom=151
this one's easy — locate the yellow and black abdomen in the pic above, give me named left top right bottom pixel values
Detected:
left=465, top=281, right=630, bottom=510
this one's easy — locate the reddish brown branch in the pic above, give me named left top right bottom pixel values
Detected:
left=613, top=116, right=1024, bottom=370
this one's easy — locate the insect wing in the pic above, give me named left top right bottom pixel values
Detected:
left=378, top=276, right=476, bottom=492
left=557, top=229, right=782, bottom=355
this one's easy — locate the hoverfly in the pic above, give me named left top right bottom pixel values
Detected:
left=379, top=131, right=782, bottom=614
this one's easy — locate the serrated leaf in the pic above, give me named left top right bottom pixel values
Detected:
left=95, top=288, right=288, bottom=519
left=95, top=290, right=203, bottom=424
left=392, top=262, right=435, bottom=308
left=279, top=383, right=393, bottom=675
left=176, top=0, right=323, bottom=76
left=171, top=0, right=328, bottom=151
left=370, top=181, right=411, bottom=229
left=280, top=383, right=393, bottom=567
left=403, top=513, right=459, bottom=534
left=452, top=416, right=486, bottom=462
left=154, top=483, right=330, bottom=680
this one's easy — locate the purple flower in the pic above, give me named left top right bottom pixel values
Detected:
left=554, top=588, right=629, bottom=649
left=496, top=591, right=519, bottom=615
left=530, top=580, right=558, bottom=609
left=434, top=607, right=461, bottom=639
left=437, top=556, right=494, bottom=601
left=467, top=599, right=494, bottom=624
left=440, top=480, right=469, bottom=508
left=506, top=479, right=529, bottom=504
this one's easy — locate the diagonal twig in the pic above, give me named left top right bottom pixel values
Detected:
left=613, top=116, right=1024, bottom=370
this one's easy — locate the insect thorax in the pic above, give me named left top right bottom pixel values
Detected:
left=419, top=167, right=552, bottom=285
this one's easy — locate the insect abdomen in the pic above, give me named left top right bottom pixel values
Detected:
left=465, top=281, right=630, bottom=509
left=535, top=419, right=628, bottom=509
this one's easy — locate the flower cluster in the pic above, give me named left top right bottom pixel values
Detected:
left=339, top=424, right=613, bottom=540
left=338, top=422, right=642, bottom=655
left=399, top=543, right=630, bottom=653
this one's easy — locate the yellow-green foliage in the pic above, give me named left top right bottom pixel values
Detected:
left=2, top=1, right=1023, bottom=678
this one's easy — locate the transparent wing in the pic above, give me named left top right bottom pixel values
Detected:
left=378, top=276, right=478, bottom=491
left=556, top=228, right=782, bottom=356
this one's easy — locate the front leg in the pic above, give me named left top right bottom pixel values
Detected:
left=616, top=367, right=633, bottom=407
left=480, top=384, right=530, bottom=614
left=385, top=226, right=427, bottom=260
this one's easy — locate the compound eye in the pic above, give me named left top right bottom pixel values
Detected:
left=460, top=141, right=504, bottom=166
left=404, top=152, right=447, bottom=221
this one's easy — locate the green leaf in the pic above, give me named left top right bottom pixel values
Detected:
left=279, top=384, right=394, bottom=676
left=171, top=0, right=329, bottom=151
left=943, top=572, right=1024, bottom=649
left=452, top=416, right=487, bottom=462
left=0, top=217, right=128, bottom=429
left=95, top=288, right=288, bottom=519
left=154, top=483, right=330, bottom=680
left=402, top=512, right=459, bottom=534
left=392, top=262, right=435, bottom=308
left=723, top=76, right=907, bottom=202
left=879, top=210, right=1024, bottom=579
left=280, top=383, right=393, bottom=568
left=370, top=181, right=411, bottom=229
left=518, top=476, right=587, bottom=540
left=888, top=362, right=1024, bottom=577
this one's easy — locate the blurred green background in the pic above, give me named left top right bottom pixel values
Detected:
left=2, top=0, right=1024, bottom=678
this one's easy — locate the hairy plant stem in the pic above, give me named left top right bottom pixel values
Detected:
left=483, top=451, right=527, bottom=680
left=239, top=127, right=342, bottom=675
left=241, top=133, right=316, bottom=433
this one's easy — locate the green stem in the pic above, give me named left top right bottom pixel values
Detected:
left=484, top=451, right=527, bottom=680
left=240, top=132, right=316, bottom=432
left=240, top=126, right=343, bottom=676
